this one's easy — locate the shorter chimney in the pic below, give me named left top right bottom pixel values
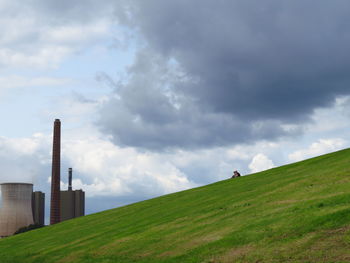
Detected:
left=68, top=168, right=72, bottom=191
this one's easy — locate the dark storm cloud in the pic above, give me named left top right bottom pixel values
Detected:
left=98, top=0, right=350, bottom=150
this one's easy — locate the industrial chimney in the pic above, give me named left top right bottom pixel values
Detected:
left=50, top=119, right=61, bottom=225
left=0, top=183, right=34, bottom=237
left=68, top=168, right=72, bottom=191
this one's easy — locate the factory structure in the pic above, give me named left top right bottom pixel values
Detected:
left=0, top=119, right=85, bottom=237
left=61, top=168, right=85, bottom=221
left=32, top=190, right=45, bottom=226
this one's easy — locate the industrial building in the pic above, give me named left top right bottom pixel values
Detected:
left=60, top=168, right=85, bottom=221
left=0, top=183, right=34, bottom=237
left=0, top=119, right=85, bottom=237
left=32, top=191, right=45, bottom=226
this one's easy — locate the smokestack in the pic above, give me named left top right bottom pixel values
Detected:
left=68, top=168, right=72, bottom=191
left=50, top=119, right=61, bottom=225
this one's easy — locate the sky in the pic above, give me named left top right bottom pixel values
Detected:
left=1, top=0, right=350, bottom=222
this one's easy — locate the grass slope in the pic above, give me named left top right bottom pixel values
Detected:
left=1, top=149, right=350, bottom=263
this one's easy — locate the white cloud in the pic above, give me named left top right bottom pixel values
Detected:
left=62, top=135, right=196, bottom=197
left=0, top=134, right=41, bottom=155
left=45, top=20, right=110, bottom=44
left=0, top=2, right=115, bottom=69
left=0, top=75, right=70, bottom=90
left=248, top=153, right=275, bottom=173
left=0, top=46, right=73, bottom=69
left=0, top=134, right=50, bottom=184
left=288, top=138, right=347, bottom=162
left=226, top=141, right=279, bottom=161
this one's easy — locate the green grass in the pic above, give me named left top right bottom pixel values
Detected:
left=1, top=148, right=350, bottom=262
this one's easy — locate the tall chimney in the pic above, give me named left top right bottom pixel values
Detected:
left=50, top=119, right=61, bottom=225
left=68, top=168, right=72, bottom=191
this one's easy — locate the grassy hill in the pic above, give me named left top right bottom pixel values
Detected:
left=1, top=148, right=350, bottom=263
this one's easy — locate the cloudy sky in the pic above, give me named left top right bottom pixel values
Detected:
left=1, top=0, right=350, bottom=222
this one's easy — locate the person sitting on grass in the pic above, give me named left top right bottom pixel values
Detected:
left=231, top=170, right=241, bottom=178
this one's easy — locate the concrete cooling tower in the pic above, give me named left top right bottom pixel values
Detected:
left=0, top=183, right=34, bottom=237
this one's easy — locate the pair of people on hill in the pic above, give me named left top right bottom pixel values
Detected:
left=231, top=170, right=241, bottom=178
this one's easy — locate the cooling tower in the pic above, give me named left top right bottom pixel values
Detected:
left=50, top=119, right=61, bottom=225
left=0, top=183, right=34, bottom=237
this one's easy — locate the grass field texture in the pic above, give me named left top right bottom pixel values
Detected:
left=0, top=148, right=350, bottom=262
